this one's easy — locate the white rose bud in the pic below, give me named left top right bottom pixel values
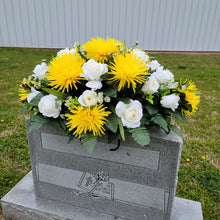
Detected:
left=97, top=92, right=104, bottom=104
left=152, top=67, right=174, bottom=84
left=132, top=49, right=149, bottom=64
left=141, top=77, right=160, bottom=94
left=147, top=60, right=161, bottom=71
left=81, top=59, right=108, bottom=89
left=104, top=96, right=111, bottom=103
left=116, top=100, right=143, bottom=128
left=160, top=94, right=180, bottom=112
left=78, top=90, right=98, bottom=107
left=27, top=87, right=40, bottom=103
left=32, top=62, right=48, bottom=79
left=38, top=94, right=61, bottom=118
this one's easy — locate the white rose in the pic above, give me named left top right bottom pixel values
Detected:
left=27, top=87, right=40, bottom=103
left=78, top=90, right=98, bottom=107
left=147, top=60, right=161, bottom=71
left=38, top=94, right=61, bottom=118
left=57, top=48, right=76, bottom=57
left=160, top=94, right=180, bottom=112
left=141, top=76, right=160, bottom=94
left=32, top=62, right=48, bottom=79
left=116, top=100, right=143, bottom=128
left=132, top=49, right=149, bottom=64
left=81, top=59, right=108, bottom=89
left=152, top=67, right=174, bottom=84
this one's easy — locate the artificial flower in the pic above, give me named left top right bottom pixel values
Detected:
left=132, top=49, right=149, bottom=64
left=141, top=76, right=160, bottom=94
left=109, top=53, right=149, bottom=92
left=32, top=62, right=48, bottom=79
left=147, top=60, right=161, bottom=71
left=160, top=94, right=180, bottom=111
left=38, top=94, right=61, bottom=118
left=152, top=67, right=174, bottom=84
left=66, top=104, right=111, bottom=137
left=179, top=81, right=200, bottom=115
left=78, top=90, right=98, bottom=107
left=83, top=37, right=122, bottom=63
left=81, top=59, right=108, bottom=89
left=27, top=87, right=40, bottom=103
left=46, top=53, right=85, bottom=92
left=116, top=100, right=143, bottom=128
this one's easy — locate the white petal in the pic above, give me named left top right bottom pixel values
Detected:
left=86, top=81, right=102, bottom=89
left=115, top=101, right=126, bottom=117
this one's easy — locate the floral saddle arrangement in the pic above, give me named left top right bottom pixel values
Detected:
left=19, top=37, right=200, bottom=152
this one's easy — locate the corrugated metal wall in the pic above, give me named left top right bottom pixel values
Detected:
left=0, top=0, right=219, bottom=51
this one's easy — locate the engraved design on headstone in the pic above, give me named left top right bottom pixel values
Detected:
left=71, top=171, right=114, bottom=200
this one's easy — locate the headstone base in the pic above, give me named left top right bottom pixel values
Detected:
left=1, top=171, right=203, bottom=220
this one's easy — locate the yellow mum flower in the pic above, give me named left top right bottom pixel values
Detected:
left=108, top=53, right=149, bottom=92
left=83, top=37, right=122, bottom=63
left=66, top=104, right=111, bottom=137
left=46, top=53, right=85, bottom=93
left=179, top=81, right=200, bottom=116
left=18, top=86, right=29, bottom=101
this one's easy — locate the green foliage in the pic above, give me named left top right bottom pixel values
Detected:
left=152, top=114, right=169, bottom=133
left=118, top=118, right=125, bottom=141
left=103, top=87, right=117, bottom=97
left=28, top=112, right=47, bottom=133
left=106, top=113, right=118, bottom=133
left=29, top=93, right=44, bottom=105
left=42, top=88, right=68, bottom=100
left=170, top=125, right=183, bottom=139
left=18, top=105, right=29, bottom=115
left=81, top=134, right=97, bottom=153
left=127, top=127, right=150, bottom=147
left=145, top=104, right=159, bottom=115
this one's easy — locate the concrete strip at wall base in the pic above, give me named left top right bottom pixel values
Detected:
left=1, top=171, right=203, bottom=220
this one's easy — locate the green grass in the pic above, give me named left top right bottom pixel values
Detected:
left=0, top=48, right=219, bottom=219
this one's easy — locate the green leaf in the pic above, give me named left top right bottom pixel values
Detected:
left=152, top=115, right=169, bottom=132
left=18, top=105, right=29, bottom=115
left=145, top=105, right=158, bottom=115
left=81, top=134, right=97, bottom=153
left=106, top=113, right=118, bottom=133
left=170, top=125, right=183, bottom=139
left=42, top=88, right=68, bottom=100
left=103, top=87, right=117, bottom=97
left=29, top=93, right=44, bottom=105
left=128, top=127, right=150, bottom=147
left=67, top=135, right=76, bottom=144
left=28, top=113, right=47, bottom=133
left=118, top=118, right=125, bottom=141
left=119, top=97, right=130, bottom=104
left=170, top=110, right=185, bottom=123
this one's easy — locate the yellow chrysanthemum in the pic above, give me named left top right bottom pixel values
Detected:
left=179, top=81, right=200, bottom=115
left=46, top=53, right=85, bottom=93
left=66, top=104, right=111, bottom=137
left=83, top=37, right=122, bottom=63
left=108, top=53, right=149, bottom=92
left=18, top=86, right=29, bottom=101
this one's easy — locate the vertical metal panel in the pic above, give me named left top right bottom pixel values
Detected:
left=0, top=0, right=219, bottom=51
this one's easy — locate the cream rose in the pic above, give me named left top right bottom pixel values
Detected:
left=132, top=49, right=149, bottom=64
left=160, top=94, right=180, bottom=112
left=38, top=94, right=61, bottom=118
left=152, top=67, right=174, bottom=84
left=81, top=59, right=108, bottom=89
left=147, top=60, right=161, bottom=71
left=78, top=90, right=98, bottom=107
left=32, top=62, right=48, bottom=79
left=27, top=87, right=40, bottom=103
left=141, top=76, right=160, bottom=94
left=116, top=100, right=143, bottom=128
left=57, top=48, right=76, bottom=57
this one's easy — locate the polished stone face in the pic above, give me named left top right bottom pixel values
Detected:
left=26, top=119, right=183, bottom=220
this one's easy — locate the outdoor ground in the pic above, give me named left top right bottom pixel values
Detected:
left=0, top=48, right=219, bottom=220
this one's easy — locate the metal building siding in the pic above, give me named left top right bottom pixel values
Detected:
left=0, top=0, right=219, bottom=51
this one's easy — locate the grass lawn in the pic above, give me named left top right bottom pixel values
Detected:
left=0, top=48, right=219, bottom=219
